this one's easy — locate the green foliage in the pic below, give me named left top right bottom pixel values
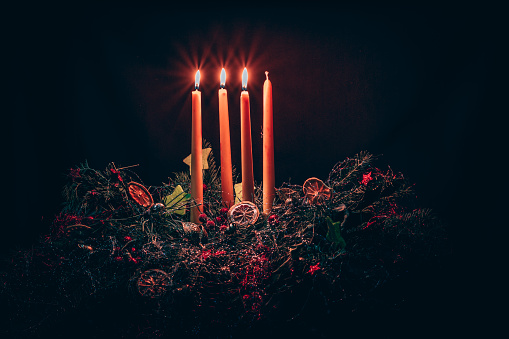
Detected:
left=1, top=149, right=447, bottom=337
left=326, top=216, right=346, bottom=250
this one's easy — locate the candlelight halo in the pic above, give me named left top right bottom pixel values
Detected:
left=220, top=68, right=226, bottom=88
left=242, top=67, right=248, bottom=90
left=195, top=70, right=201, bottom=90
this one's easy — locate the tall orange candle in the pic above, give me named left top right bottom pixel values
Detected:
left=218, top=68, right=234, bottom=208
left=240, top=67, right=254, bottom=202
left=263, top=71, right=275, bottom=215
left=191, top=70, right=203, bottom=224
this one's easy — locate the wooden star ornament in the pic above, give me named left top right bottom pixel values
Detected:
left=183, top=148, right=212, bottom=173
left=234, top=182, right=243, bottom=204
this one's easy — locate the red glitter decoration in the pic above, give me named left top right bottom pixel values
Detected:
left=110, top=168, right=123, bottom=182
left=201, top=250, right=212, bottom=260
left=307, top=263, right=321, bottom=275
left=68, top=168, right=81, bottom=181
left=361, top=171, right=373, bottom=185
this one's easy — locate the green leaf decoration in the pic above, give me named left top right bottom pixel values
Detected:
left=163, top=185, right=191, bottom=215
left=326, top=216, right=346, bottom=250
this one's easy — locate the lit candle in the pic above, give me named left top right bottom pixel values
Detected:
left=218, top=68, right=234, bottom=208
left=263, top=71, right=275, bottom=215
left=191, top=70, right=203, bottom=223
left=240, top=67, right=254, bottom=202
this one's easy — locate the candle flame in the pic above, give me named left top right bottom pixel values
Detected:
left=220, top=68, right=226, bottom=88
left=242, top=67, right=248, bottom=90
left=195, top=70, right=200, bottom=90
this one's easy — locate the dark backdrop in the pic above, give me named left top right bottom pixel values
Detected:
left=4, top=4, right=495, bottom=336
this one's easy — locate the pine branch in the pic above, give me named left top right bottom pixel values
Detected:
left=2, top=150, right=447, bottom=337
left=327, top=151, right=376, bottom=190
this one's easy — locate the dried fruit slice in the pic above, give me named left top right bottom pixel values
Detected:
left=302, top=177, right=332, bottom=205
left=137, top=269, right=171, bottom=298
left=228, top=201, right=260, bottom=227
left=128, top=182, right=154, bottom=207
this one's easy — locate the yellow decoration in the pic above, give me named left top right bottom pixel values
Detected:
left=234, top=182, right=243, bottom=204
left=183, top=148, right=212, bottom=174
left=163, top=185, right=190, bottom=215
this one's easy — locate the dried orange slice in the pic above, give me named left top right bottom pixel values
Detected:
left=128, top=182, right=154, bottom=207
left=302, top=177, right=331, bottom=205
left=137, top=269, right=172, bottom=298
left=228, top=201, right=260, bottom=227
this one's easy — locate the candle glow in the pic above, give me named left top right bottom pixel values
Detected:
left=195, top=70, right=200, bottom=90
left=242, top=67, right=248, bottom=90
left=220, top=68, right=226, bottom=89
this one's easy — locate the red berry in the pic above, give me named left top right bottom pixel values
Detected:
left=206, top=220, right=216, bottom=228
left=114, top=256, right=123, bottom=262
left=203, top=184, right=208, bottom=191
left=199, top=214, right=208, bottom=223
left=124, top=236, right=132, bottom=242
left=268, top=214, right=279, bottom=226
left=215, top=216, right=223, bottom=223
left=220, top=208, right=229, bottom=216
left=220, top=224, right=228, bottom=231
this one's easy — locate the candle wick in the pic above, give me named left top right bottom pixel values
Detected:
left=265, top=71, right=269, bottom=80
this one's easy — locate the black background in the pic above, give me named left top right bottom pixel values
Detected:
left=4, top=4, right=496, bottom=337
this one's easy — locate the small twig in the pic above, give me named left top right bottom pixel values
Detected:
left=117, top=164, right=140, bottom=170
left=121, top=240, right=135, bottom=252
left=66, top=224, right=92, bottom=229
